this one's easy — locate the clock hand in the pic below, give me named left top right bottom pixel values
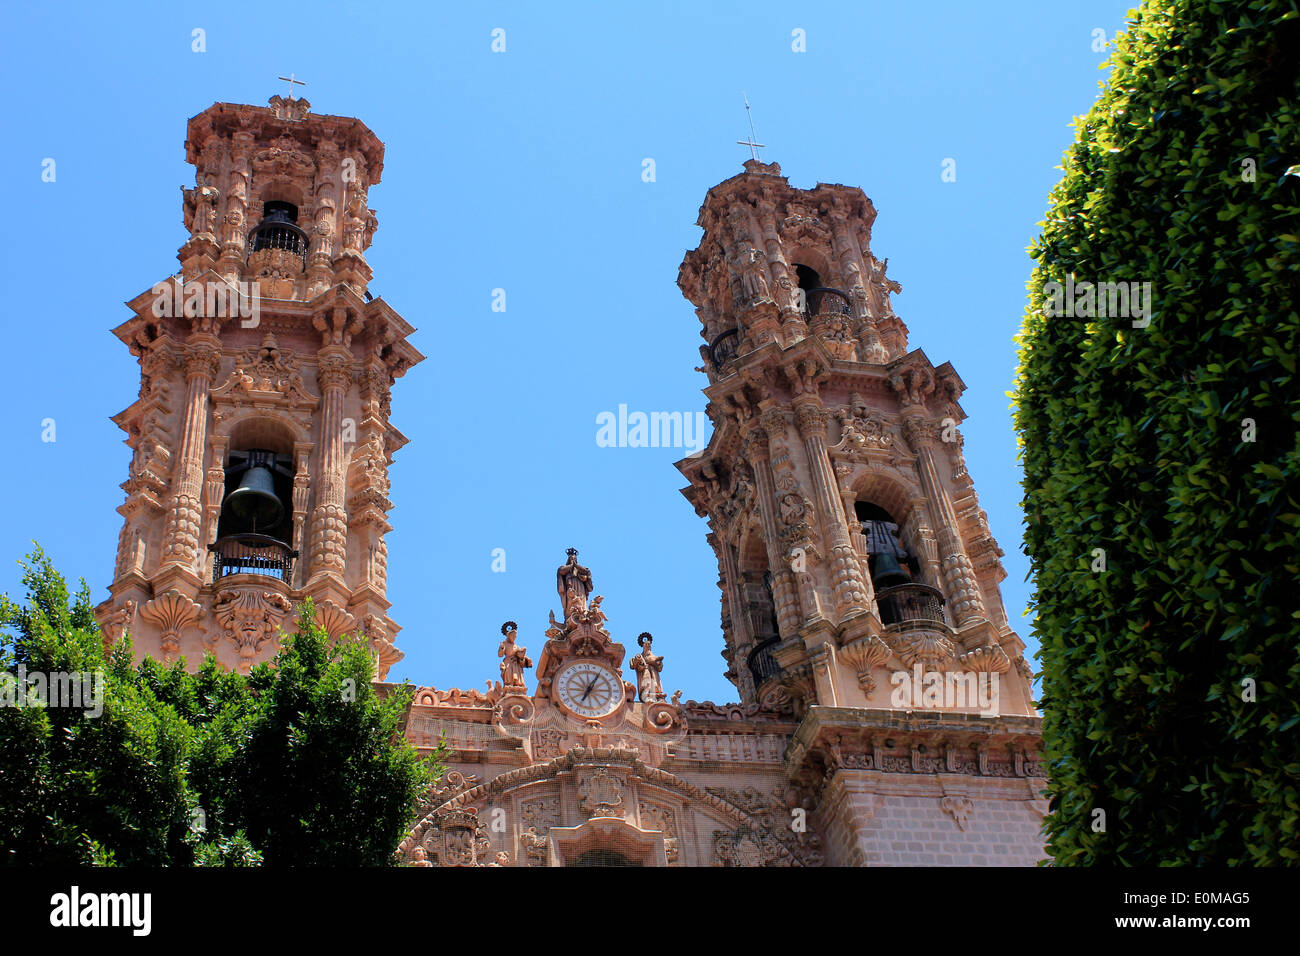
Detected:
left=581, top=678, right=597, bottom=702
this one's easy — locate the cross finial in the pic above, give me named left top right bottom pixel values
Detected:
left=736, top=92, right=766, bottom=161
left=277, top=73, right=307, bottom=100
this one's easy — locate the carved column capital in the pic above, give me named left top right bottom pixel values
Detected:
left=793, top=400, right=830, bottom=439
left=759, top=404, right=794, bottom=438
left=182, top=339, right=222, bottom=382
left=316, top=347, right=355, bottom=392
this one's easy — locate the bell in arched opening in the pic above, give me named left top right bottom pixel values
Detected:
left=222, top=450, right=285, bottom=533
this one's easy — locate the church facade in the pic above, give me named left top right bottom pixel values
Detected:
left=96, top=97, right=1047, bottom=867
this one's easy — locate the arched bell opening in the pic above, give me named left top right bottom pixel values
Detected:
left=855, top=500, right=946, bottom=630
left=247, top=199, right=308, bottom=271
left=210, top=434, right=299, bottom=583
left=792, top=258, right=852, bottom=320
left=736, top=525, right=781, bottom=690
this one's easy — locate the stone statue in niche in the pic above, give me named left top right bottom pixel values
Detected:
left=630, top=632, right=666, bottom=703
left=497, top=621, right=532, bottom=690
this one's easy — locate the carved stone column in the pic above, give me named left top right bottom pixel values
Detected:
left=219, top=131, right=252, bottom=278
left=714, top=530, right=759, bottom=704
left=744, top=431, right=802, bottom=638
left=902, top=416, right=987, bottom=631
left=290, top=444, right=311, bottom=588
left=158, top=336, right=221, bottom=588
left=201, top=436, right=228, bottom=581
left=792, top=400, right=871, bottom=621
left=308, top=343, right=353, bottom=591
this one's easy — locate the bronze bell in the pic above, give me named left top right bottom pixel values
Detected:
left=871, top=551, right=911, bottom=589
left=224, top=463, right=284, bottom=530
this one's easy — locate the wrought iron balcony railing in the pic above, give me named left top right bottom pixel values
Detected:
left=247, top=219, right=308, bottom=270
left=802, top=286, right=853, bottom=320
left=708, top=327, right=740, bottom=372
left=875, top=582, right=947, bottom=630
left=209, top=533, right=298, bottom=584
left=747, top=638, right=782, bottom=686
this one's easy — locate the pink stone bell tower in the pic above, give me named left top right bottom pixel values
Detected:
left=676, top=160, right=1046, bottom=864
left=95, top=95, right=423, bottom=677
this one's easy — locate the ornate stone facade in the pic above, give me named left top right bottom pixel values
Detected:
left=101, top=99, right=1044, bottom=865
left=397, top=161, right=1046, bottom=867
left=95, top=97, right=423, bottom=677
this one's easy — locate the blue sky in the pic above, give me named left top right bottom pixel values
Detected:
left=0, top=1, right=1135, bottom=703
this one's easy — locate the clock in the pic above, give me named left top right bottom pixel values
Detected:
left=554, top=660, right=622, bottom=719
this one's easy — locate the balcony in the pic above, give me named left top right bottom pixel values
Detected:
left=247, top=218, right=308, bottom=273
left=802, top=287, right=853, bottom=320
left=708, top=327, right=740, bottom=372
left=875, top=583, right=947, bottom=630
left=209, top=534, right=298, bottom=584
left=747, top=638, right=782, bottom=686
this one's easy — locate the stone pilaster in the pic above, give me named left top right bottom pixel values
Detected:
left=744, top=432, right=802, bottom=638
left=792, top=400, right=871, bottom=622
left=157, top=335, right=221, bottom=590
left=307, top=341, right=353, bottom=595
left=903, top=416, right=987, bottom=631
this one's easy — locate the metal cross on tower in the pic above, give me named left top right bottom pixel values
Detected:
left=277, top=73, right=307, bottom=99
left=736, top=93, right=766, bottom=161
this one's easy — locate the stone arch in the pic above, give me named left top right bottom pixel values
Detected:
left=398, top=748, right=821, bottom=867
left=851, top=469, right=918, bottom=526
left=223, top=412, right=300, bottom=457
left=785, top=246, right=839, bottom=291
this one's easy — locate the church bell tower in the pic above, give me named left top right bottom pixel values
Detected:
left=95, top=95, right=424, bottom=676
left=676, top=160, right=1043, bottom=862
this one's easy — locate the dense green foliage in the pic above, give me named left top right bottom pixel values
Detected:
left=1014, top=0, right=1300, bottom=864
left=0, top=547, right=441, bottom=866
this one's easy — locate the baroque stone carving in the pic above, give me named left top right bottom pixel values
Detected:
left=213, top=588, right=293, bottom=672
left=940, top=795, right=974, bottom=831
left=578, top=768, right=626, bottom=819
left=139, top=590, right=203, bottom=663
left=418, top=807, right=491, bottom=867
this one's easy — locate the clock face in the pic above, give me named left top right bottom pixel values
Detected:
left=555, top=661, right=621, bottom=718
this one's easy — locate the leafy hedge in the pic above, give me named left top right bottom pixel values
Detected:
left=1014, top=0, right=1300, bottom=864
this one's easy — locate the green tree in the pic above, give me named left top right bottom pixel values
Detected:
left=0, top=548, right=442, bottom=866
left=1013, top=0, right=1300, bottom=864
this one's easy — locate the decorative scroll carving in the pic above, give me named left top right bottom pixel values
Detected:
left=99, top=601, right=137, bottom=654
